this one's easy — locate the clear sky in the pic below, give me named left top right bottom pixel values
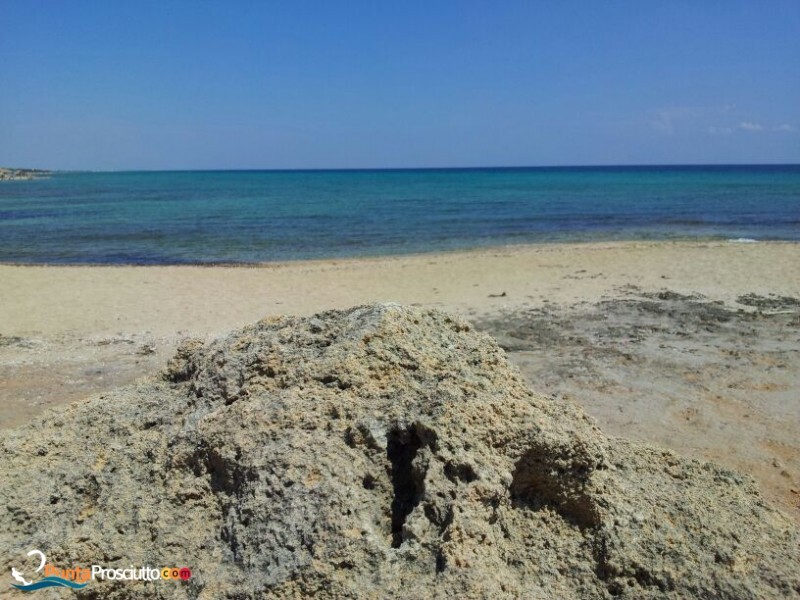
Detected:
left=1, top=1, right=799, bottom=170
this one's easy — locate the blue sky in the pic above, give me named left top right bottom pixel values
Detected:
left=1, top=1, right=798, bottom=169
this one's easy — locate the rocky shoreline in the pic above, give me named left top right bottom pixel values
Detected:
left=0, top=167, right=51, bottom=181
left=1, top=304, right=797, bottom=598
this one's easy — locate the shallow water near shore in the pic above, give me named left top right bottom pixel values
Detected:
left=1, top=165, right=798, bottom=264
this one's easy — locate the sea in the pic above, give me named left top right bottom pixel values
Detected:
left=0, top=165, right=798, bottom=264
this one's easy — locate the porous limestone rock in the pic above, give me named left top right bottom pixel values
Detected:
left=1, top=304, right=798, bottom=598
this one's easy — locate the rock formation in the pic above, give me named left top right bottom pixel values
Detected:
left=1, top=304, right=798, bottom=598
left=0, top=167, right=50, bottom=181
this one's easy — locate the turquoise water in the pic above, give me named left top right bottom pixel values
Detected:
left=0, top=165, right=798, bottom=264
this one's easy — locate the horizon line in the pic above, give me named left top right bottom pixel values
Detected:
left=19, top=162, right=800, bottom=174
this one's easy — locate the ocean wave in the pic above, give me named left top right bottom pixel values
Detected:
left=12, top=576, right=89, bottom=591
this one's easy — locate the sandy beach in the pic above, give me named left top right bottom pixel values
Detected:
left=2, top=240, right=799, bottom=522
left=4, top=3, right=799, bottom=593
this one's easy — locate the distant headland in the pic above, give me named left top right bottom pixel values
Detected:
left=0, top=167, right=51, bottom=181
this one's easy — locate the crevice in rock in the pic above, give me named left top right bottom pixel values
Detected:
left=509, top=443, right=600, bottom=529
left=444, top=461, right=477, bottom=483
left=316, top=374, right=352, bottom=390
left=387, top=426, right=424, bottom=548
left=435, top=549, right=446, bottom=573
left=423, top=503, right=453, bottom=535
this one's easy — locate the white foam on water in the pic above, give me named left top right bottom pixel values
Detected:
left=728, top=238, right=759, bottom=243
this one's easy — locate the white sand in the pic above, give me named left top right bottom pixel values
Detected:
left=3, top=240, right=798, bottom=338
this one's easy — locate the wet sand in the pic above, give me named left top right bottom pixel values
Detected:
left=1, top=240, right=799, bottom=521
